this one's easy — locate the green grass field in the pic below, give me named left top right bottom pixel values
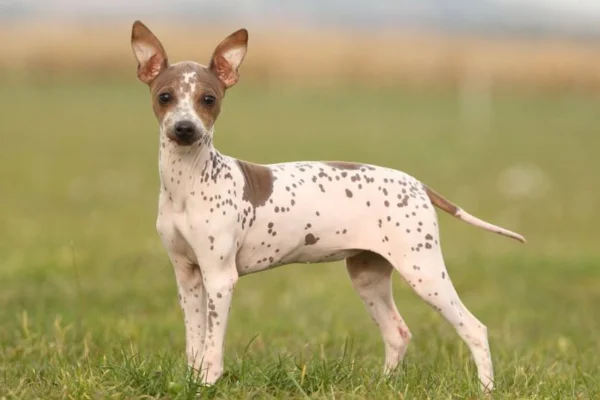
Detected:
left=0, top=76, right=599, bottom=399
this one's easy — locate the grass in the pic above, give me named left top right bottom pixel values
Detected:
left=0, top=75, right=599, bottom=399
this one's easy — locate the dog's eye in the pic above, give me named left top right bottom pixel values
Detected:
left=158, top=92, right=172, bottom=105
left=201, top=94, right=216, bottom=107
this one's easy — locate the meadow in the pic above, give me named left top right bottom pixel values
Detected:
left=0, top=29, right=599, bottom=398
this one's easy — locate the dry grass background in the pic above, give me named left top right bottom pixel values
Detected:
left=2, top=19, right=600, bottom=91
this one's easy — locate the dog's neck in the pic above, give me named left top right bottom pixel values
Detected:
left=158, top=132, right=229, bottom=204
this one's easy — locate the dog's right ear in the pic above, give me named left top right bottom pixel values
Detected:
left=209, top=29, right=248, bottom=89
left=131, top=21, right=168, bottom=85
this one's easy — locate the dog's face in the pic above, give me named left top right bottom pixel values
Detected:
left=131, top=21, right=248, bottom=146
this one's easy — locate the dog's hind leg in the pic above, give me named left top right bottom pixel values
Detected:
left=391, top=242, right=494, bottom=392
left=346, top=251, right=412, bottom=373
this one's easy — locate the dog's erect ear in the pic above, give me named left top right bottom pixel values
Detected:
left=209, top=29, right=248, bottom=88
left=131, top=20, right=168, bottom=85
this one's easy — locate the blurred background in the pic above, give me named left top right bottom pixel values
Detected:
left=2, top=0, right=599, bottom=258
left=0, top=1, right=599, bottom=397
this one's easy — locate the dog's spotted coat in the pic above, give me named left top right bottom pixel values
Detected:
left=131, top=21, right=525, bottom=393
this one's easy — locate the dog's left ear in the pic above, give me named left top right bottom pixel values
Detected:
left=131, top=20, right=169, bottom=85
left=209, top=29, right=248, bottom=88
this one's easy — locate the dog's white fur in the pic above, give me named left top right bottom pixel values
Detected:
left=131, top=21, right=525, bottom=392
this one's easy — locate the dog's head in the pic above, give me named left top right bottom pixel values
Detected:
left=131, top=21, right=247, bottom=146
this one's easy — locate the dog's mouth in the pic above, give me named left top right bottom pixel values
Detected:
left=166, top=130, right=202, bottom=146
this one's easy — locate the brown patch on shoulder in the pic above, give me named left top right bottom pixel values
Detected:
left=325, top=161, right=362, bottom=170
left=236, top=160, right=274, bottom=207
left=423, top=184, right=459, bottom=216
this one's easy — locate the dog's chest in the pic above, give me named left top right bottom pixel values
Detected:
left=156, top=148, right=246, bottom=257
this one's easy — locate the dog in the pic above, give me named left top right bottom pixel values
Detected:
left=130, top=21, right=525, bottom=392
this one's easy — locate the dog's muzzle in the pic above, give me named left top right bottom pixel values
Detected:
left=170, top=120, right=200, bottom=145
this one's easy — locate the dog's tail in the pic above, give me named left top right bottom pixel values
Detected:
left=424, top=184, right=526, bottom=243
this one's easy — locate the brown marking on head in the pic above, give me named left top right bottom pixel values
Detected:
left=149, top=62, right=225, bottom=142
left=325, top=161, right=362, bottom=170
left=236, top=160, right=274, bottom=207
left=423, top=184, right=459, bottom=216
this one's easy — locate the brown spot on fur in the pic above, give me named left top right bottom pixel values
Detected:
left=423, top=184, right=459, bottom=215
left=207, top=311, right=218, bottom=332
left=325, top=161, right=362, bottom=170
left=236, top=160, right=274, bottom=208
left=305, top=233, right=319, bottom=245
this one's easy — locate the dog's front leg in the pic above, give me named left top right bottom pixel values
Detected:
left=196, top=260, right=238, bottom=384
left=167, top=252, right=207, bottom=370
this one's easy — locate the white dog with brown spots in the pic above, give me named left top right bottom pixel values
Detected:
left=130, top=21, right=525, bottom=393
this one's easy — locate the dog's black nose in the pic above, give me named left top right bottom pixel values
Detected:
left=174, top=121, right=196, bottom=139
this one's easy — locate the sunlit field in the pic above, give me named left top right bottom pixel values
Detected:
left=0, top=52, right=599, bottom=398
